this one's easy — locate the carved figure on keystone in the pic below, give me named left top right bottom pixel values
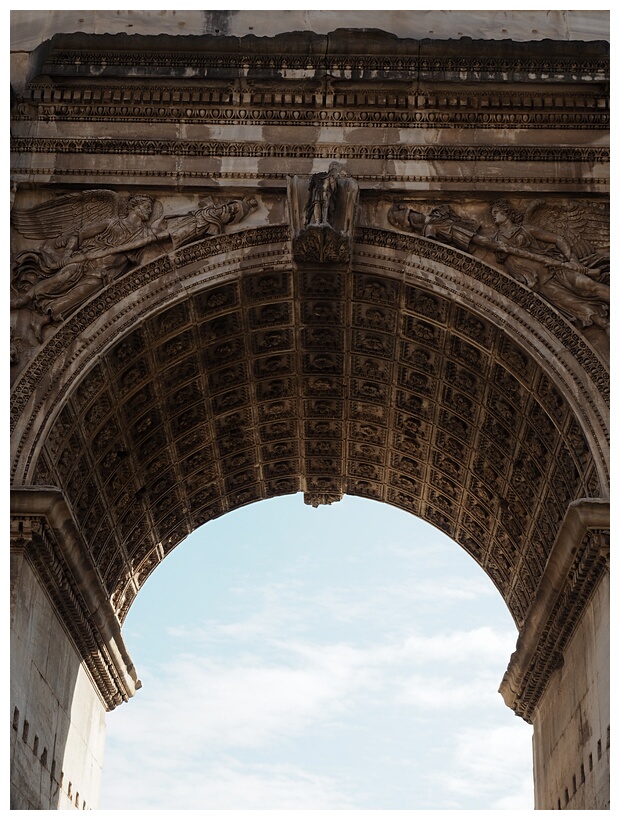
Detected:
left=305, top=162, right=347, bottom=227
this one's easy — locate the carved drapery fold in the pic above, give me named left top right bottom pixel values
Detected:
left=388, top=199, right=610, bottom=335
left=10, top=191, right=257, bottom=350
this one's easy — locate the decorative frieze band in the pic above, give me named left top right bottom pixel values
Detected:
left=9, top=167, right=608, bottom=189
left=10, top=138, right=610, bottom=165
left=13, top=103, right=609, bottom=130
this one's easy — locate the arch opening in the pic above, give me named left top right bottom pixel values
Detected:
left=101, top=494, right=534, bottom=810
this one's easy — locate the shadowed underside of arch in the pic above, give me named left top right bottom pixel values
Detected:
left=11, top=228, right=607, bottom=640
left=10, top=20, right=610, bottom=811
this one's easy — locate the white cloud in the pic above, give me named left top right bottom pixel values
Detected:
left=490, top=775, right=536, bottom=810
left=106, top=624, right=525, bottom=801
left=104, top=498, right=530, bottom=810
left=103, top=757, right=360, bottom=810
left=397, top=671, right=504, bottom=710
left=126, top=620, right=520, bottom=767
left=452, top=724, right=533, bottom=785
left=165, top=576, right=517, bottom=668
left=107, top=655, right=353, bottom=758
left=422, top=723, right=534, bottom=808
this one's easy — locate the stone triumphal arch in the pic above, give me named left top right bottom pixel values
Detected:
left=10, top=11, right=609, bottom=810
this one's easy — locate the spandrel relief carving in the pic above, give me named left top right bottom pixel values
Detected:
left=489, top=200, right=609, bottom=331
left=10, top=190, right=257, bottom=348
left=289, top=163, right=359, bottom=263
left=387, top=198, right=609, bottom=335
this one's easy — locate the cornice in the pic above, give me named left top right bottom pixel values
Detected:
left=10, top=488, right=140, bottom=711
left=499, top=498, right=609, bottom=722
left=32, top=32, right=609, bottom=83
left=14, top=33, right=609, bottom=132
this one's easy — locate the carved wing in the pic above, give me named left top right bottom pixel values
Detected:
left=11, top=190, right=121, bottom=239
left=523, top=199, right=609, bottom=259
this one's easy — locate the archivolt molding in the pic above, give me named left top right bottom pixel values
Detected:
left=8, top=22, right=612, bottom=811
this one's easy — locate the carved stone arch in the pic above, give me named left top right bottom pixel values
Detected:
left=10, top=14, right=609, bottom=811
left=11, top=224, right=609, bottom=484
left=11, top=224, right=608, bottom=640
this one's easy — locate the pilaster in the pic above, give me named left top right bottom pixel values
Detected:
left=499, top=499, right=610, bottom=808
left=10, top=488, right=140, bottom=809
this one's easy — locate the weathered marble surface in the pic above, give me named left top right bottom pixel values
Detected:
left=10, top=12, right=609, bottom=811
left=10, top=9, right=610, bottom=52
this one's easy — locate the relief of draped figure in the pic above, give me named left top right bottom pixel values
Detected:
left=388, top=199, right=609, bottom=333
left=11, top=191, right=257, bottom=342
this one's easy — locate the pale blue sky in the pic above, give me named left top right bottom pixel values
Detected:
left=101, top=493, right=533, bottom=811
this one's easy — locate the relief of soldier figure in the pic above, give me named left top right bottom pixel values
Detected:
left=11, top=190, right=257, bottom=343
left=388, top=199, right=609, bottom=333
left=289, top=162, right=359, bottom=264
left=304, top=161, right=348, bottom=228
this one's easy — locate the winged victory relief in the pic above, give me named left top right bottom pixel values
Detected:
left=388, top=199, right=609, bottom=332
left=11, top=190, right=257, bottom=343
